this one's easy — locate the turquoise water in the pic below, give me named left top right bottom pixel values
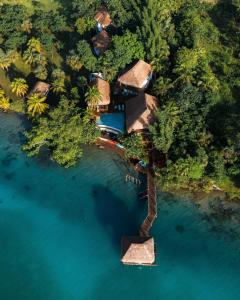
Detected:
left=0, top=112, right=240, bottom=300
left=96, top=113, right=125, bottom=133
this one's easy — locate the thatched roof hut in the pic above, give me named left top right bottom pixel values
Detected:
left=125, top=93, right=158, bottom=133
left=29, top=81, right=50, bottom=97
left=94, top=8, right=112, bottom=28
left=118, top=60, right=152, bottom=90
left=92, top=30, right=111, bottom=55
left=94, top=77, right=110, bottom=106
left=121, top=236, right=155, bottom=265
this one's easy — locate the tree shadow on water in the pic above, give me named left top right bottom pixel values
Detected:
left=92, top=184, right=144, bottom=250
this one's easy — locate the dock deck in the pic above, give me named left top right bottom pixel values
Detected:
left=139, top=157, right=157, bottom=237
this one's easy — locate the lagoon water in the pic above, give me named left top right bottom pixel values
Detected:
left=0, top=112, right=240, bottom=300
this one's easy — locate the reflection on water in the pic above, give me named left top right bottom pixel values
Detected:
left=0, top=112, right=240, bottom=300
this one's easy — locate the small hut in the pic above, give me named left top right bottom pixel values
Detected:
left=125, top=93, right=158, bottom=133
left=92, top=77, right=110, bottom=112
left=92, top=30, right=111, bottom=56
left=29, top=81, right=50, bottom=97
left=117, top=60, right=152, bottom=93
left=121, top=236, right=155, bottom=266
left=94, top=8, right=112, bottom=32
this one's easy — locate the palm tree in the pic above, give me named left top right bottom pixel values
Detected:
left=0, top=49, right=17, bottom=70
left=51, top=79, right=66, bottom=94
left=66, top=54, right=83, bottom=71
left=11, top=78, right=29, bottom=98
left=0, top=89, right=10, bottom=112
left=0, top=56, right=11, bottom=70
left=23, top=48, right=35, bottom=65
left=85, top=86, right=102, bottom=109
left=52, top=68, right=65, bottom=80
left=27, top=38, right=42, bottom=53
left=27, top=93, right=49, bottom=117
left=21, top=20, right=32, bottom=33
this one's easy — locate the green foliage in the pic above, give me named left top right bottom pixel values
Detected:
left=134, top=0, right=174, bottom=71
left=149, top=102, right=181, bottom=154
left=71, top=0, right=101, bottom=18
left=99, top=30, right=145, bottom=80
left=85, top=86, right=102, bottom=109
left=68, top=40, right=97, bottom=72
left=121, top=133, right=146, bottom=162
left=107, top=0, right=133, bottom=27
left=23, top=98, right=100, bottom=168
left=51, top=69, right=66, bottom=94
left=75, top=17, right=95, bottom=35
left=0, top=4, right=29, bottom=50
left=158, top=150, right=208, bottom=190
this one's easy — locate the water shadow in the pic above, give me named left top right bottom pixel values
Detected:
left=92, top=184, right=144, bottom=250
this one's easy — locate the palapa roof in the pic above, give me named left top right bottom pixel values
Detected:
left=92, top=30, right=111, bottom=54
left=94, top=8, right=112, bottom=27
left=29, top=81, right=50, bottom=97
left=94, top=78, right=110, bottom=106
left=118, top=60, right=152, bottom=89
left=125, top=93, right=158, bottom=133
left=121, top=236, right=155, bottom=265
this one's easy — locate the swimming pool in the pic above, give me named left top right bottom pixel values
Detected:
left=96, top=113, right=125, bottom=133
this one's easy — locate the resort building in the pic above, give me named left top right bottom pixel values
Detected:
left=92, top=30, right=111, bottom=56
left=28, top=81, right=50, bottom=97
left=94, top=8, right=112, bottom=32
left=121, top=236, right=155, bottom=266
left=91, top=76, right=110, bottom=112
left=117, top=60, right=152, bottom=95
left=125, top=93, right=158, bottom=133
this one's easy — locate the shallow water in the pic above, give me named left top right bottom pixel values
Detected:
left=0, top=112, right=240, bottom=300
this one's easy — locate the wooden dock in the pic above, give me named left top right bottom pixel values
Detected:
left=139, top=160, right=157, bottom=237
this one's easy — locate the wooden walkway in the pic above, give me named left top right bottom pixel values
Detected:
left=139, top=159, right=157, bottom=237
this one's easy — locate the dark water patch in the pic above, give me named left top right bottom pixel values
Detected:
left=35, top=149, right=56, bottom=168
left=175, top=224, right=185, bottom=234
left=25, top=160, right=30, bottom=167
left=92, top=184, right=142, bottom=250
left=7, top=133, right=20, bottom=145
left=71, top=175, right=77, bottom=181
left=60, top=203, right=85, bottom=223
left=3, top=172, right=15, bottom=181
left=1, top=152, right=17, bottom=167
left=23, top=185, right=32, bottom=193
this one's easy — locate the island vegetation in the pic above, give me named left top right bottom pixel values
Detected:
left=0, top=0, right=240, bottom=198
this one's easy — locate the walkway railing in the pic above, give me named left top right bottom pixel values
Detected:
left=139, top=161, right=157, bottom=237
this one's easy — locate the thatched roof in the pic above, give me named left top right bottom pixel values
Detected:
left=125, top=93, right=158, bottom=133
left=121, top=236, right=155, bottom=265
left=29, top=81, right=50, bottom=97
left=94, top=78, right=110, bottom=106
left=118, top=60, right=152, bottom=89
left=92, top=30, right=111, bottom=54
left=94, top=9, right=112, bottom=27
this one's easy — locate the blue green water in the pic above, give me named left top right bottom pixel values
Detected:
left=0, top=112, right=240, bottom=300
